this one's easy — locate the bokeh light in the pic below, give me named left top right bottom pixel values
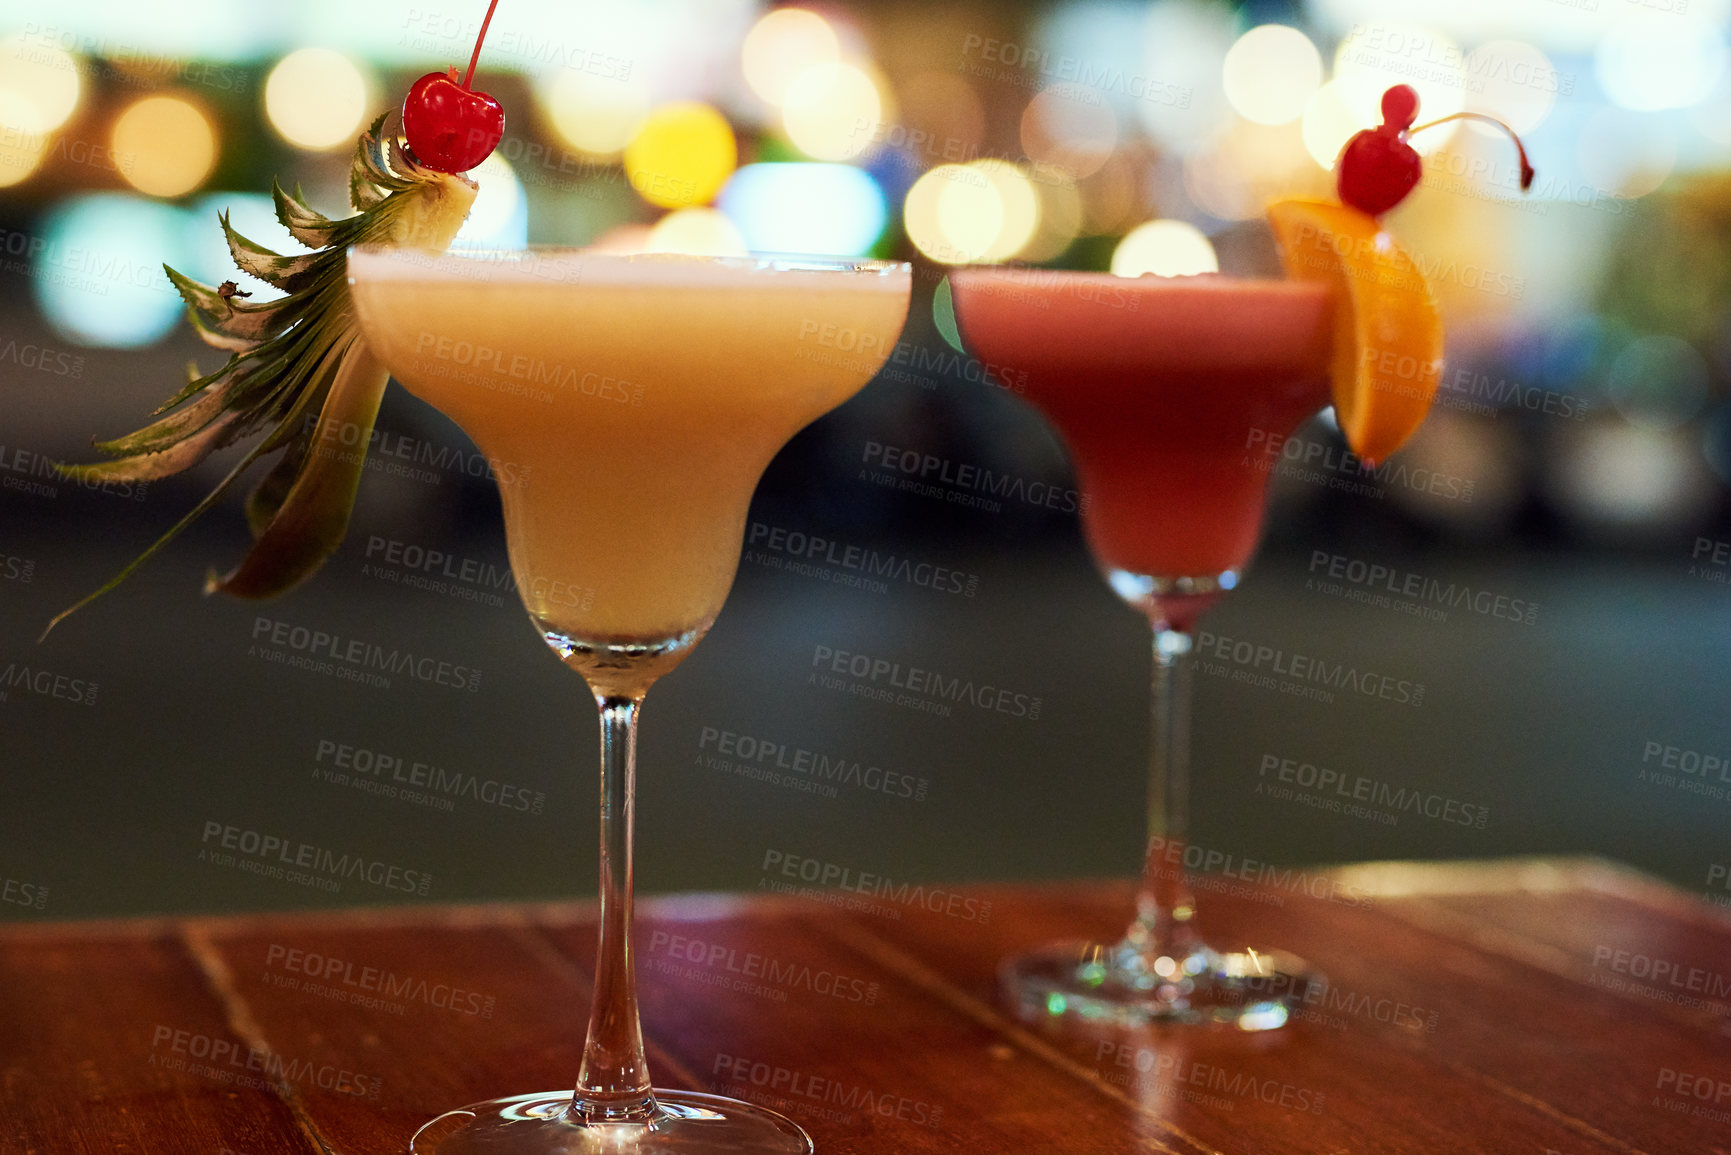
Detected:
left=1597, top=20, right=1727, bottom=112
left=1301, top=81, right=1364, bottom=171
left=1462, top=40, right=1558, bottom=137
left=1222, top=25, right=1322, bottom=127
left=780, top=61, right=886, bottom=162
left=1686, top=72, right=1731, bottom=147
left=0, top=33, right=81, bottom=134
left=1332, top=24, right=1464, bottom=155
left=645, top=207, right=748, bottom=256
left=112, top=95, right=218, bottom=199
left=263, top=48, right=369, bottom=151
left=1578, top=107, right=1676, bottom=198
left=1187, top=120, right=1319, bottom=220
left=1019, top=171, right=1084, bottom=262
left=452, top=153, right=529, bottom=249
left=36, top=194, right=188, bottom=347
left=0, top=118, right=49, bottom=190
left=974, top=160, right=1040, bottom=262
left=185, top=192, right=305, bottom=301
left=542, top=68, right=650, bottom=158
left=1606, top=335, right=1711, bottom=431
left=742, top=8, right=840, bottom=107
left=904, top=164, right=1000, bottom=265
left=718, top=163, right=887, bottom=256
left=623, top=101, right=737, bottom=209
left=1545, top=422, right=1719, bottom=535
left=1110, top=219, right=1219, bottom=277
left=1020, top=84, right=1118, bottom=178
left=1135, top=0, right=1238, bottom=155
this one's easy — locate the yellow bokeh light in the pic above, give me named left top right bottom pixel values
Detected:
left=742, top=8, right=840, bottom=107
left=1187, top=119, right=1320, bottom=221
left=1020, top=84, right=1117, bottom=179
left=1110, top=220, right=1218, bottom=278
left=781, top=62, right=885, bottom=162
left=0, top=93, right=50, bottom=189
left=0, top=34, right=81, bottom=134
left=1223, top=25, right=1322, bottom=127
left=1301, top=81, right=1363, bottom=171
left=1332, top=24, right=1463, bottom=155
left=973, top=160, right=1040, bottom=262
left=645, top=207, right=748, bottom=256
left=623, top=102, right=737, bottom=209
left=544, top=68, right=648, bottom=157
left=112, top=95, right=217, bottom=198
left=264, top=48, right=369, bottom=151
left=905, top=165, right=1000, bottom=265
left=1019, top=170, right=1084, bottom=262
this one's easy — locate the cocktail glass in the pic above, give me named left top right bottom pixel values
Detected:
left=951, top=268, right=1331, bottom=1031
left=349, top=246, right=911, bottom=1152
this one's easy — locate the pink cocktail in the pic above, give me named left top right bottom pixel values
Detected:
left=952, top=269, right=1333, bottom=1029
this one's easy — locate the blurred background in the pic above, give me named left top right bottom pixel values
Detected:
left=3, top=0, right=1730, bottom=921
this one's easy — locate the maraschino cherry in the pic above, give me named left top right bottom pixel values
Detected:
left=402, top=0, right=507, bottom=173
left=1336, top=84, right=1535, bottom=217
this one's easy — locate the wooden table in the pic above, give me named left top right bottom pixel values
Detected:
left=3, top=858, right=1728, bottom=1154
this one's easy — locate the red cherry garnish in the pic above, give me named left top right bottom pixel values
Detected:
left=1379, top=84, right=1419, bottom=132
left=1336, top=119, right=1423, bottom=217
left=1336, top=84, right=1535, bottom=218
left=402, top=0, right=506, bottom=173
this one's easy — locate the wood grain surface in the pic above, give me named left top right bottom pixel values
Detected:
left=2, top=858, right=1726, bottom=1154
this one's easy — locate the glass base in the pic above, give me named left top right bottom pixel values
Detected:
left=410, top=1090, right=814, bottom=1155
left=1002, top=939, right=1319, bottom=1031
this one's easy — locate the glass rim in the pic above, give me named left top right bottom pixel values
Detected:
left=347, top=245, right=910, bottom=277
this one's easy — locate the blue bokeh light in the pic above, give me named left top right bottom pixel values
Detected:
left=35, top=194, right=192, bottom=348
left=718, top=163, right=887, bottom=257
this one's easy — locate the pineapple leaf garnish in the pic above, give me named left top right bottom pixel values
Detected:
left=45, top=114, right=477, bottom=639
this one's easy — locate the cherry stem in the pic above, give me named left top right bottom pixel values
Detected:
left=462, top=0, right=501, bottom=90
left=1408, top=111, right=1535, bottom=190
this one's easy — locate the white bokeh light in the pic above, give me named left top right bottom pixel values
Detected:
left=1463, top=40, right=1559, bottom=136
left=1223, top=25, right=1323, bottom=126
left=1597, top=19, right=1727, bottom=111
left=1135, top=1, right=1238, bottom=154
left=1110, top=219, right=1219, bottom=277
left=742, top=8, right=840, bottom=107
left=452, top=153, right=529, bottom=249
left=1333, top=23, right=1465, bottom=154
left=0, top=34, right=81, bottom=134
left=780, top=62, right=886, bottom=162
left=1578, top=106, right=1676, bottom=197
left=1301, top=81, right=1363, bottom=170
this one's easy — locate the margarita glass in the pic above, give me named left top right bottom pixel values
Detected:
left=350, top=247, right=912, bottom=1152
left=951, top=269, right=1331, bottom=1030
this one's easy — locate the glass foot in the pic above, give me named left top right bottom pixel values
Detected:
left=1002, top=939, right=1319, bottom=1031
left=410, top=1090, right=814, bottom=1154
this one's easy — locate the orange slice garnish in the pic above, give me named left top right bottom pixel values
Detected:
left=1266, top=197, right=1444, bottom=468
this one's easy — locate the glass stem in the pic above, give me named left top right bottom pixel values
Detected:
left=573, top=694, right=657, bottom=1123
left=1127, top=625, right=1201, bottom=962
